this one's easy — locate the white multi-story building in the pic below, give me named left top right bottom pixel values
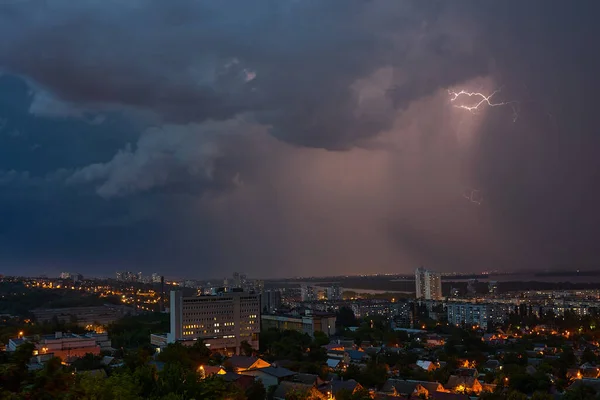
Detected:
left=447, top=302, right=510, bottom=330
left=326, top=284, right=343, bottom=301
left=168, top=290, right=260, bottom=355
left=301, top=285, right=316, bottom=302
left=415, top=267, right=442, bottom=300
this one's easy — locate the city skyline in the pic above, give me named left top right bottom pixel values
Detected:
left=1, top=1, right=600, bottom=278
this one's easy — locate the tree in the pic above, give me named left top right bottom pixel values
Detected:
left=337, top=307, right=358, bottom=328
left=478, top=392, right=505, bottom=400
left=581, top=347, right=598, bottom=364
left=245, top=379, right=267, bottom=400
left=563, top=384, right=599, bottom=400
left=29, top=356, right=75, bottom=400
left=336, top=388, right=372, bottom=400
left=507, top=391, right=528, bottom=400
left=531, top=391, right=553, bottom=400
left=313, top=331, right=330, bottom=347
left=241, top=340, right=254, bottom=357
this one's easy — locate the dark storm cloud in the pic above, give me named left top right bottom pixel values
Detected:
left=0, top=0, right=600, bottom=277
left=0, top=0, right=489, bottom=149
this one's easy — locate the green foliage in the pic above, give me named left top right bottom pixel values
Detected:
left=108, top=313, right=169, bottom=349
left=336, top=307, right=358, bottom=328
left=259, top=328, right=312, bottom=361
left=245, top=379, right=267, bottom=400
left=531, top=391, right=554, bottom=400
left=344, top=360, right=387, bottom=389
left=156, top=341, right=210, bottom=370
left=240, top=340, right=254, bottom=357
left=312, top=331, right=329, bottom=347
left=562, top=384, right=600, bottom=400
left=581, top=347, right=598, bottom=364
left=70, top=353, right=104, bottom=372
left=335, top=387, right=372, bottom=400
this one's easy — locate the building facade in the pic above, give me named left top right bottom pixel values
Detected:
left=301, top=285, right=316, bottom=302
left=261, top=310, right=336, bottom=337
left=447, top=302, right=510, bottom=330
left=8, top=332, right=110, bottom=363
left=415, top=267, right=442, bottom=300
left=326, top=284, right=343, bottom=301
left=168, top=290, right=260, bottom=355
left=261, top=290, right=282, bottom=314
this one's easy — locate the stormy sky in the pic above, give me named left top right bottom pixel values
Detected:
left=0, top=0, right=599, bottom=279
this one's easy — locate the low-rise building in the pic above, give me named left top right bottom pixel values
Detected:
left=8, top=332, right=110, bottom=363
left=261, top=310, right=336, bottom=337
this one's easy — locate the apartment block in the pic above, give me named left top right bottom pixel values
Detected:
left=447, top=302, right=510, bottom=330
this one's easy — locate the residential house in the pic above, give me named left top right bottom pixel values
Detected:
left=416, top=360, right=437, bottom=372
left=327, top=358, right=344, bottom=370
left=199, top=365, right=226, bottom=377
left=293, top=373, right=321, bottom=385
left=344, top=349, right=369, bottom=364
left=568, top=378, right=600, bottom=393
left=445, top=375, right=483, bottom=394
left=318, top=379, right=362, bottom=398
left=240, top=366, right=297, bottom=389
left=426, top=335, right=445, bottom=347
left=380, top=379, right=429, bottom=398
left=221, top=373, right=255, bottom=391
left=327, top=349, right=346, bottom=360
left=322, top=343, right=345, bottom=352
left=226, top=355, right=270, bottom=372
left=456, top=368, right=478, bottom=378
left=482, top=359, right=501, bottom=372
left=428, top=392, right=470, bottom=400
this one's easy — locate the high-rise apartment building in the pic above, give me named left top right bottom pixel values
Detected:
left=415, top=267, right=442, bottom=300
left=301, top=285, right=316, bottom=302
left=325, top=283, right=343, bottom=301
left=168, top=290, right=260, bottom=355
left=261, top=290, right=282, bottom=314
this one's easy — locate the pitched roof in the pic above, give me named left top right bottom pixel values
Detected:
left=255, top=366, right=297, bottom=379
left=417, top=360, right=434, bottom=370
left=445, top=375, right=479, bottom=389
left=428, top=392, right=470, bottom=400
left=100, top=356, right=115, bottom=366
left=222, top=372, right=243, bottom=382
left=381, top=379, right=418, bottom=395
left=570, top=378, right=600, bottom=390
left=320, top=379, right=360, bottom=395
left=405, top=380, right=443, bottom=393
left=327, top=358, right=342, bottom=368
left=202, top=365, right=225, bottom=376
left=345, top=349, right=368, bottom=361
left=292, top=373, right=319, bottom=385
left=227, top=355, right=268, bottom=369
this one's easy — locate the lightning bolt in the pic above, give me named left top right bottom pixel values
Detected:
left=448, top=89, right=519, bottom=122
left=463, top=189, right=482, bottom=205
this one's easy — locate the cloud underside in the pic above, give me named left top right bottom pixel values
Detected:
left=0, top=1, right=599, bottom=276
